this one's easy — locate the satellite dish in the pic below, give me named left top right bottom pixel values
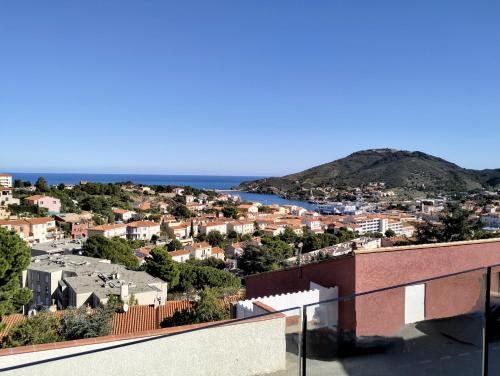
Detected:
left=122, top=303, right=129, bottom=312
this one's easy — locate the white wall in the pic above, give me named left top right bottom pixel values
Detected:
left=0, top=316, right=288, bottom=376
left=236, top=282, right=338, bottom=327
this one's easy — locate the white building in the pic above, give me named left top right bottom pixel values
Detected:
left=481, top=214, right=500, bottom=228
left=126, top=221, right=161, bottom=241
left=113, top=208, right=137, bottom=222
left=227, top=220, right=255, bottom=235
left=87, top=223, right=128, bottom=239
left=199, top=221, right=228, bottom=235
left=0, top=173, right=12, bottom=188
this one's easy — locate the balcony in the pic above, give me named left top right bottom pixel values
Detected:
left=0, top=264, right=499, bottom=375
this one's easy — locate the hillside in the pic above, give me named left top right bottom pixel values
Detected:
left=237, top=149, right=500, bottom=198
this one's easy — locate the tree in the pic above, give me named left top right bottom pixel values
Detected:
left=1, top=313, right=61, bottom=348
left=144, top=248, right=180, bottom=288
left=170, top=204, right=193, bottom=219
left=160, top=288, right=229, bottom=328
left=175, top=263, right=240, bottom=292
left=385, top=229, right=396, bottom=238
left=58, top=303, right=116, bottom=340
left=0, top=228, right=32, bottom=329
left=237, top=243, right=276, bottom=275
left=82, top=235, right=139, bottom=270
left=167, top=239, right=183, bottom=252
left=187, top=257, right=226, bottom=270
left=35, top=176, right=49, bottom=192
left=280, top=227, right=298, bottom=244
left=206, top=231, right=225, bottom=247
left=261, top=237, right=294, bottom=261
left=222, top=206, right=239, bottom=219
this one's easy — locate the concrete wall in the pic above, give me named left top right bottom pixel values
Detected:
left=0, top=316, right=287, bottom=376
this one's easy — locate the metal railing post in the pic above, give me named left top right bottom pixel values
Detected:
left=482, top=267, right=491, bottom=376
left=301, top=306, right=307, bottom=376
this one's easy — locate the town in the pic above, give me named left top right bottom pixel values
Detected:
left=1, top=170, right=500, bottom=374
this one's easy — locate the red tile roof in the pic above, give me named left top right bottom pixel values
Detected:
left=112, top=301, right=192, bottom=335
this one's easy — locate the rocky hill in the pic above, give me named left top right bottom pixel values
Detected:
left=237, top=149, right=500, bottom=197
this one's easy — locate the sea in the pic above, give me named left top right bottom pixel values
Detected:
left=10, top=172, right=316, bottom=210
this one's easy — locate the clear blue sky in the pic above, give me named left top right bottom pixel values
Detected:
left=1, top=1, right=499, bottom=176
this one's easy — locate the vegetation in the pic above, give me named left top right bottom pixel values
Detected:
left=237, top=243, right=278, bottom=275
left=237, top=149, right=500, bottom=198
left=1, top=301, right=117, bottom=348
left=416, top=204, right=500, bottom=244
left=0, top=228, right=32, bottom=330
left=144, top=248, right=180, bottom=288
left=206, top=231, right=226, bottom=247
left=175, top=263, right=240, bottom=292
left=167, top=239, right=183, bottom=251
left=160, top=288, right=229, bottom=327
left=82, top=235, right=139, bottom=269
left=186, top=257, right=226, bottom=270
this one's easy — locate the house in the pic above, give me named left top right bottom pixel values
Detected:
left=238, top=203, right=259, bottom=214
left=186, top=202, right=206, bottom=211
left=302, top=217, right=322, bottom=231
left=0, top=187, right=19, bottom=207
left=87, top=223, right=128, bottom=239
left=54, top=213, right=89, bottom=239
left=173, top=187, right=185, bottom=196
left=211, top=247, right=225, bottom=261
left=113, top=208, right=137, bottom=222
left=25, top=195, right=61, bottom=213
left=227, top=220, right=255, bottom=235
left=262, top=225, right=285, bottom=237
left=169, top=249, right=191, bottom=263
left=136, top=201, right=151, bottom=211
left=199, top=221, right=228, bottom=235
left=126, top=221, right=161, bottom=241
left=225, top=242, right=244, bottom=258
left=183, top=242, right=226, bottom=261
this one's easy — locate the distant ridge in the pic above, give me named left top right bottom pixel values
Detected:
left=237, top=149, right=500, bottom=197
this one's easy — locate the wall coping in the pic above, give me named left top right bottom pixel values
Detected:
left=0, top=312, right=284, bottom=358
left=354, top=237, right=500, bottom=255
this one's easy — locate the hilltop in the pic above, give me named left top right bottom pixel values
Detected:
left=236, top=149, right=500, bottom=198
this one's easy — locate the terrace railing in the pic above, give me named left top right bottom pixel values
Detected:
left=0, top=264, right=499, bottom=376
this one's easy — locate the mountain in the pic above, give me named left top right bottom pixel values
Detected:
left=236, top=149, right=500, bottom=197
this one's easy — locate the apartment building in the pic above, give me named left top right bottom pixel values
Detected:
left=126, top=221, right=161, bottom=241
left=25, top=195, right=61, bottom=213
left=199, top=221, right=228, bottom=235
left=87, top=223, right=127, bottom=238
left=0, top=217, right=60, bottom=244
left=0, top=173, right=12, bottom=188
left=227, top=220, right=255, bottom=235
left=481, top=213, right=500, bottom=228
left=22, top=254, right=168, bottom=309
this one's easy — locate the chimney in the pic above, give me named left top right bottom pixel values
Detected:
left=120, top=283, right=129, bottom=302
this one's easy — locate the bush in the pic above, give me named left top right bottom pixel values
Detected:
left=1, top=313, right=61, bottom=348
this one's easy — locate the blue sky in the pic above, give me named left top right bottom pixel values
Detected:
left=1, top=1, right=499, bottom=176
